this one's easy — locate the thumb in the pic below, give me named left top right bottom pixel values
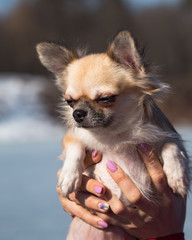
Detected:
left=84, top=151, right=102, bottom=169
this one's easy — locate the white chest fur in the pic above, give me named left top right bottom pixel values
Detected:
left=85, top=149, right=151, bottom=205
left=58, top=123, right=190, bottom=199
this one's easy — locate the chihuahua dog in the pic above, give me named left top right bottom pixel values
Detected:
left=37, top=31, right=191, bottom=240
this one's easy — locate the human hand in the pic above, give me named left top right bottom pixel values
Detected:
left=95, top=144, right=186, bottom=239
left=56, top=145, right=186, bottom=239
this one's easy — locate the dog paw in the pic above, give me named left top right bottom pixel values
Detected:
left=58, top=168, right=82, bottom=197
left=166, top=174, right=187, bottom=197
left=162, top=143, right=189, bottom=197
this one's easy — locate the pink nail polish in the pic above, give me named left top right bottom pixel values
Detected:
left=94, top=185, right=103, bottom=194
left=138, top=143, right=149, bottom=153
left=92, top=150, right=97, bottom=158
left=106, top=161, right=117, bottom=173
left=97, top=220, right=108, bottom=228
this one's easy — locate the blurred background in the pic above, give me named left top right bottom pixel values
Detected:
left=0, top=0, right=192, bottom=122
left=0, top=0, right=192, bottom=240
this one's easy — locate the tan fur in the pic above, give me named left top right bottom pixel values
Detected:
left=66, top=54, right=131, bottom=99
left=62, top=132, right=78, bottom=150
left=36, top=31, right=191, bottom=240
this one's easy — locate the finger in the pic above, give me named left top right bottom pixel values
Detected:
left=96, top=210, right=130, bottom=227
left=84, top=151, right=102, bottom=169
left=59, top=195, right=74, bottom=216
left=104, top=187, right=131, bottom=219
left=80, top=175, right=106, bottom=197
left=57, top=169, right=62, bottom=179
left=96, top=204, right=145, bottom=228
left=57, top=169, right=106, bottom=197
left=98, top=197, right=153, bottom=230
left=59, top=196, right=109, bottom=229
left=56, top=185, right=62, bottom=195
left=102, top=189, right=155, bottom=229
left=69, top=191, right=109, bottom=213
left=93, top=210, right=138, bottom=240
left=103, top=187, right=145, bottom=225
left=106, top=161, right=153, bottom=212
left=106, top=161, right=148, bottom=207
left=57, top=178, right=109, bottom=213
left=137, top=144, right=168, bottom=193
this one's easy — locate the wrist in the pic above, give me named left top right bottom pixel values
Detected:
left=148, top=232, right=184, bottom=240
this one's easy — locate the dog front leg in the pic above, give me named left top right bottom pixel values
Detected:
left=58, top=141, right=86, bottom=197
left=161, top=143, right=190, bottom=197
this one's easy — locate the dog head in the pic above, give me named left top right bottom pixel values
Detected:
left=36, top=31, right=168, bottom=134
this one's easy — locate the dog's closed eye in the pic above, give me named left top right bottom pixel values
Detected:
left=96, top=95, right=117, bottom=106
left=65, top=98, right=77, bottom=108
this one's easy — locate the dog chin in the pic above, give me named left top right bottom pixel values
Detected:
left=73, top=121, right=108, bottom=130
left=73, top=122, right=94, bottom=129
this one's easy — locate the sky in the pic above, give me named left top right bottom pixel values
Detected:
left=0, top=0, right=181, bottom=15
left=0, top=0, right=19, bottom=15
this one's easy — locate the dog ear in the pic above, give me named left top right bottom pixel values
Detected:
left=36, top=42, right=76, bottom=76
left=107, top=31, right=144, bottom=74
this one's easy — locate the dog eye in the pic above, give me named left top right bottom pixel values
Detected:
left=65, top=99, right=76, bottom=107
left=97, top=95, right=116, bottom=104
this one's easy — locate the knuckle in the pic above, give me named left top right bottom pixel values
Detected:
left=129, top=192, right=143, bottom=205
left=112, top=203, right=126, bottom=216
left=98, top=214, right=111, bottom=223
left=114, top=171, right=127, bottom=185
left=96, top=211, right=111, bottom=222
left=84, top=195, right=93, bottom=207
left=68, top=192, right=78, bottom=202
left=153, top=173, right=166, bottom=186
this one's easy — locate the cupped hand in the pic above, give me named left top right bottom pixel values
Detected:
left=57, top=145, right=186, bottom=239
left=95, top=144, right=186, bottom=239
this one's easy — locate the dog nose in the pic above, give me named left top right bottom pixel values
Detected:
left=73, top=109, right=87, bottom=123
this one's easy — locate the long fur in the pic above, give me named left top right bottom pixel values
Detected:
left=36, top=31, right=191, bottom=240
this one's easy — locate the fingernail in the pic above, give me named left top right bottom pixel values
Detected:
left=97, top=220, right=108, bottom=228
left=107, top=161, right=117, bottom=173
left=94, top=185, right=103, bottom=194
left=138, top=143, right=149, bottom=153
left=92, top=150, right=97, bottom=158
left=98, top=202, right=109, bottom=211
